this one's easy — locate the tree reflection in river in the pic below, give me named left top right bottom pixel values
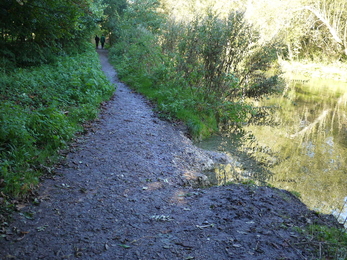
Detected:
left=197, top=78, right=347, bottom=224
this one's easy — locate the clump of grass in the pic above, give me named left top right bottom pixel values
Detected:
left=289, top=190, right=302, bottom=199
left=296, top=224, right=347, bottom=259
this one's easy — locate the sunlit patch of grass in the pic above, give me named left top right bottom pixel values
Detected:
left=241, top=179, right=256, bottom=186
left=295, top=224, right=347, bottom=259
left=289, top=190, right=301, bottom=199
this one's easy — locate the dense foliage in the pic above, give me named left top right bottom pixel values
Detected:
left=158, top=0, right=347, bottom=62
left=0, top=0, right=119, bottom=201
left=100, top=0, right=127, bottom=45
left=0, top=0, right=98, bottom=69
left=0, top=47, right=114, bottom=196
left=235, top=0, right=347, bottom=61
left=109, top=0, right=283, bottom=139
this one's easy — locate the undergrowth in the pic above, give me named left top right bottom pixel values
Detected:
left=296, top=224, right=347, bottom=259
left=109, top=3, right=283, bottom=140
left=110, top=48, right=219, bottom=140
left=0, top=45, right=114, bottom=197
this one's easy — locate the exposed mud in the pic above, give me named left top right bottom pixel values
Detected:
left=0, top=50, right=342, bottom=260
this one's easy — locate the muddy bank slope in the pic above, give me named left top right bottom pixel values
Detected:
left=0, top=50, right=341, bottom=260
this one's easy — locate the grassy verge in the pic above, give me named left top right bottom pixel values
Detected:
left=0, top=45, right=114, bottom=198
left=109, top=49, right=219, bottom=140
left=108, top=6, right=283, bottom=141
left=295, top=224, right=347, bottom=259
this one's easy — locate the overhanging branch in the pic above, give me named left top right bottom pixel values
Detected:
left=301, top=5, right=342, bottom=44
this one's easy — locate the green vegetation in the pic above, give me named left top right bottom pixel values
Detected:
left=296, top=224, right=347, bottom=259
left=241, top=179, right=256, bottom=186
left=1, top=0, right=347, bottom=209
left=0, top=0, right=102, bottom=69
left=108, top=0, right=283, bottom=140
left=154, top=0, right=347, bottom=63
left=289, top=190, right=302, bottom=199
left=0, top=0, right=116, bottom=201
left=100, top=0, right=128, bottom=45
left=0, top=46, right=114, bottom=196
left=0, top=5, right=346, bottom=260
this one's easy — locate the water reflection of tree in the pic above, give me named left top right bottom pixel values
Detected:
left=248, top=82, right=347, bottom=216
left=203, top=81, right=347, bottom=220
left=215, top=128, right=278, bottom=185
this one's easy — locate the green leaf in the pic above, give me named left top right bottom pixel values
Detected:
left=118, top=244, right=131, bottom=249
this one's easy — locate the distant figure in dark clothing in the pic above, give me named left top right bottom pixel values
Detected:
left=100, top=35, right=105, bottom=49
left=95, top=35, right=100, bottom=49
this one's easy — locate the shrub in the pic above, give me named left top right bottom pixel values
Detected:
left=109, top=5, right=283, bottom=140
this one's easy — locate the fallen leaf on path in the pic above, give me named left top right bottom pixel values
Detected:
left=16, top=236, right=26, bottom=242
left=20, top=212, right=34, bottom=220
left=150, top=215, right=173, bottom=221
left=16, top=204, right=26, bottom=211
left=196, top=224, right=215, bottom=229
left=36, top=224, right=48, bottom=232
left=119, top=244, right=131, bottom=249
left=32, top=198, right=40, bottom=205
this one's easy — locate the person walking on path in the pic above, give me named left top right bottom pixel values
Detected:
left=95, top=35, right=100, bottom=49
left=100, top=35, right=106, bottom=49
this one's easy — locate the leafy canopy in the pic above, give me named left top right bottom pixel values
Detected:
left=0, top=0, right=99, bottom=68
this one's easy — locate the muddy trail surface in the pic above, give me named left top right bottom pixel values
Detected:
left=0, top=50, right=342, bottom=260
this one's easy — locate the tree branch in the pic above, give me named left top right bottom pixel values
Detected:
left=301, top=6, right=342, bottom=44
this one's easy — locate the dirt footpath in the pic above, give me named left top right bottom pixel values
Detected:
left=0, top=50, right=341, bottom=260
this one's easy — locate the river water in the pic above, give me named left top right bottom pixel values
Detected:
left=196, top=78, right=347, bottom=224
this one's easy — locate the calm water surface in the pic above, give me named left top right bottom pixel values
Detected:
left=197, top=78, right=347, bottom=224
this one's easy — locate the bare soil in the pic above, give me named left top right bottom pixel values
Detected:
left=0, top=50, right=342, bottom=260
